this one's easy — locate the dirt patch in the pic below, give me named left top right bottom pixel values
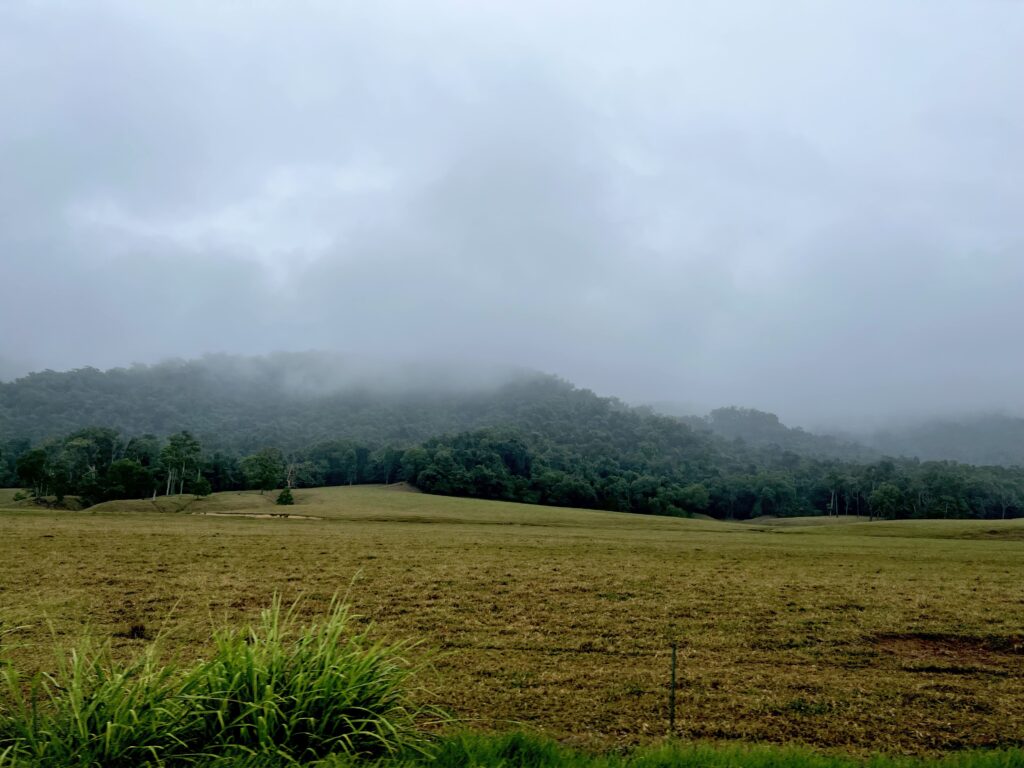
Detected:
left=967, top=528, right=1024, bottom=541
left=18, top=495, right=84, bottom=511
left=192, top=512, right=321, bottom=520
left=872, top=631, right=1024, bottom=669
left=369, top=482, right=421, bottom=493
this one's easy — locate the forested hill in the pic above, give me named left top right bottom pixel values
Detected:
left=865, top=415, right=1024, bottom=468
left=3, top=354, right=1024, bottom=520
left=671, top=406, right=878, bottom=462
left=0, top=354, right=725, bottom=475
left=0, top=355, right=571, bottom=452
left=662, top=403, right=1024, bottom=469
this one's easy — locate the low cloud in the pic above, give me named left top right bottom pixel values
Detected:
left=1, top=0, right=1022, bottom=428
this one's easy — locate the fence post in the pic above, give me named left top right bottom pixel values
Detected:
left=669, top=642, right=677, bottom=734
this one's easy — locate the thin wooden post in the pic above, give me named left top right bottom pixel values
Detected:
left=669, top=642, right=677, bottom=734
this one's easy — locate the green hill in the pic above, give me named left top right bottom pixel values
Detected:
left=867, top=414, right=1024, bottom=467
left=3, top=354, right=1024, bottom=521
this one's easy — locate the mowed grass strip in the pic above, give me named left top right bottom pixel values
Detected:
left=0, top=486, right=1022, bottom=755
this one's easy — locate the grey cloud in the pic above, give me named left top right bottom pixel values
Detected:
left=1, top=0, right=1022, bottom=428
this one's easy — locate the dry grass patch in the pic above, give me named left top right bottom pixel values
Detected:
left=0, top=486, right=1022, bottom=756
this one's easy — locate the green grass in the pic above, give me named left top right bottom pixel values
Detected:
left=187, top=595, right=435, bottom=761
left=0, top=486, right=1022, bottom=756
left=743, top=515, right=873, bottom=527
left=86, top=485, right=738, bottom=530
left=424, top=732, right=1024, bottom=768
left=0, top=596, right=434, bottom=766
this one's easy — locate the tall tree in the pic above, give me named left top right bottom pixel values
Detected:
left=242, top=448, right=284, bottom=494
left=160, top=431, right=201, bottom=496
left=16, top=448, right=49, bottom=497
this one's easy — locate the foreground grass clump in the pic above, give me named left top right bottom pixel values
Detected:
left=189, top=596, right=434, bottom=761
left=0, top=641, right=186, bottom=766
left=0, top=598, right=434, bottom=766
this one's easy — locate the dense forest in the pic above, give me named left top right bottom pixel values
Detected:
left=2, top=354, right=1023, bottom=520
left=678, top=406, right=879, bottom=462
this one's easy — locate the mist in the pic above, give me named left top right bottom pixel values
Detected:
left=1, top=1, right=1022, bottom=429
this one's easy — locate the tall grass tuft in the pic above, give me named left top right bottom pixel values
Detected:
left=0, top=640, right=188, bottom=767
left=186, top=595, right=437, bottom=763
left=0, top=596, right=437, bottom=766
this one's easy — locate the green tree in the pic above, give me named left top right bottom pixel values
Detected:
left=125, top=434, right=162, bottom=468
left=160, top=431, right=201, bottom=496
left=61, top=427, right=122, bottom=483
left=677, top=482, right=710, bottom=513
left=869, top=482, right=904, bottom=520
left=192, top=476, right=213, bottom=498
left=106, top=459, right=154, bottom=499
left=16, top=448, right=49, bottom=497
left=242, top=449, right=284, bottom=494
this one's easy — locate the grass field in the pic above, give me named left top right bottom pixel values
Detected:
left=0, top=486, right=1022, bottom=757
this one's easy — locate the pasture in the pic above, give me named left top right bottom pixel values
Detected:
left=0, top=486, right=1021, bottom=756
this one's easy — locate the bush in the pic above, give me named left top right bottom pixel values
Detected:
left=193, top=477, right=213, bottom=498
left=276, top=487, right=294, bottom=506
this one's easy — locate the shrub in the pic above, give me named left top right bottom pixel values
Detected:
left=276, top=488, right=294, bottom=506
left=193, top=477, right=213, bottom=498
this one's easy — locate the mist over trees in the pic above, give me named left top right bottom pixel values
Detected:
left=0, top=354, right=540, bottom=453
left=677, top=406, right=878, bottom=462
left=2, top=355, right=1023, bottom=520
left=863, top=416, right=1024, bottom=468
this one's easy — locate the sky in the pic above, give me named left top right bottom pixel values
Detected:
left=1, top=1, right=1022, bottom=428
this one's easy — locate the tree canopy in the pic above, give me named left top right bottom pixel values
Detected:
left=1, top=356, right=1023, bottom=520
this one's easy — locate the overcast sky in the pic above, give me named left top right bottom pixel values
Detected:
left=1, top=1, right=1022, bottom=428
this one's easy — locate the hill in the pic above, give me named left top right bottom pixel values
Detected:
left=678, top=406, right=878, bottom=462
left=865, top=414, right=1024, bottom=467
left=3, top=354, right=1024, bottom=521
left=0, top=353, right=555, bottom=452
left=81, top=484, right=735, bottom=532
left=659, top=404, right=1024, bottom=470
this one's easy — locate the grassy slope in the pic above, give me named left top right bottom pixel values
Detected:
left=743, top=514, right=1024, bottom=541
left=745, top=515, right=874, bottom=527
left=86, top=485, right=739, bottom=531
left=0, top=487, right=1022, bottom=756
left=813, top=518, right=1024, bottom=541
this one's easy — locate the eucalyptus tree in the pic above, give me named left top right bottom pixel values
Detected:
left=160, top=431, right=202, bottom=496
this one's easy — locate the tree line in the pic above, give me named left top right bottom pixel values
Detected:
left=1, top=427, right=397, bottom=507
left=3, top=422, right=1024, bottom=520
left=3, top=356, right=1024, bottom=519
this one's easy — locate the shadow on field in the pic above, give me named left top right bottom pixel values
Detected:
left=872, top=631, right=1023, bottom=675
